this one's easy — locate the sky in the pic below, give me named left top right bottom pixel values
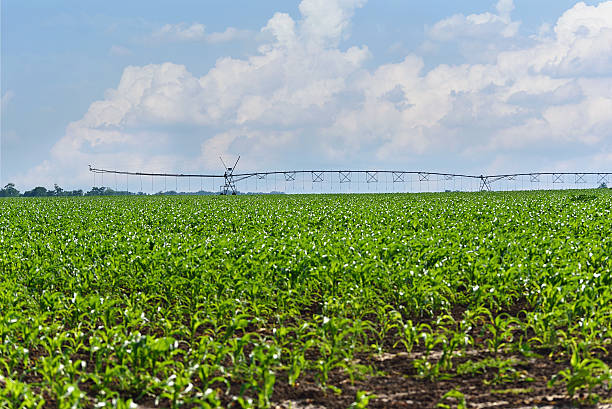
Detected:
left=1, top=0, right=612, bottom=190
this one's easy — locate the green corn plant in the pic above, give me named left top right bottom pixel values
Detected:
left=437, top=388, right=467, bottom=409
left=56, top=383, right=86, bottom=409
left=159, top=372, right=196, bottom=409
left=349, top=390, right=376, bottom=409
left=548, top=340, right=612, bottom=403
left=194, top=339, right=231, bottom=393
left=413, top=331, right=448, bottom=380
left=396, top=320, right=416, bottom=353
left=485, top=313, right=520, bottom=355
left=372, top=306, right=401, bottom=352
left=0, top=376, right=45, bottom=409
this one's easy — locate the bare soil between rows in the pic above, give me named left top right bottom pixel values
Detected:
left=262, top=346, right=612, bottom=409
left=9, top=299, right=612, bottom=409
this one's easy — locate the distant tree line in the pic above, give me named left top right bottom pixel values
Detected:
left=0, top=183, right=131, bottom=197
left=0, top=183, right=227, bottom=197
left=0, top=183, right=85, bottom=197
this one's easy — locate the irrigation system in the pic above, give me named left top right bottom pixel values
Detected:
left=88, top=161, right=611, bottom=195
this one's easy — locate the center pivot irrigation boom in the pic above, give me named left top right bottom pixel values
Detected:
left=88, top=163, right=612, bottom=194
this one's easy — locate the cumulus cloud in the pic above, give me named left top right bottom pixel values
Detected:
left=428, top=0, right=520, bottom=41
left=298, top=0, right=366, bottom=46
left=496, top=0, right=515, bottom=21
left=424, top=0, right=522, bottom=63
left=15, top=0, right=612, bottom=188
left=502, top=1, right=612, bottom=77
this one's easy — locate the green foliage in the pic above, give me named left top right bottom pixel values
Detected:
left=437, top=388, right=467, bottom=409
left=0, top=190, right=611, bottom=405
left=549, top=341, right=611, bottom=403
left=0, top=377, right=45, bottom=409
left=349, top=390, right=376, bottom=409
left=0, top=183, right=20, bottom=197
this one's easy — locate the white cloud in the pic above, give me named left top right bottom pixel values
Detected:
left=424, top=0, right=522, bottom=63
left=15, top=1, right=612, bottom=189
left=334, top=1, right=612, bottom=161
left=428, top=0, right=520, bottom=42
left=502, top=1, right=612, bottom=77
left=262, top=13, right=297, bottom=48
left=490, top=95, right=612, bottom=150
left=298, top=0, right=366, bottom=47
left=496, top=0, right=515, bottom=21
left=151, top=22, right=252, bottom=44
left=206, top=27, right=251, bottom=43
left=154, top=23, right=206, bottom=41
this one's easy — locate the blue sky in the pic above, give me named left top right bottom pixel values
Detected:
left=1, top=0, right=611, bottom=189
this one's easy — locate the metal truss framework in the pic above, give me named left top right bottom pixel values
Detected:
left=418, top=172, right=430, bottom=182
left=393, top=172, right=405, bottom=183
left=312, top=171, right=324, bottom=183
left=88, top=166, right=612, bottom=193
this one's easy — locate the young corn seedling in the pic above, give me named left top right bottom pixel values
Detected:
left=394, top=318, right=419, bottom=353
left=286, top=338, right=314, bottom=386
left=485, top=313, right=520, bottom=355
left=436, top=388, right=467, bottom=409
left=159, top=372, right=196, bottom=408
left=548, top=341, right=612, bottom=404
left=349, top=390, right=377, bottom=409
left=0, top=376, right=45, bottom=409
left=413, top=330, right=448, bottom=381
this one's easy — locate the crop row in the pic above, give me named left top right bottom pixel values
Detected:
left=0, top=191, right=611, bottom=408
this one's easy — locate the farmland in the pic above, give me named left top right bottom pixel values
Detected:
left=1, top=191, right=611, bottom=408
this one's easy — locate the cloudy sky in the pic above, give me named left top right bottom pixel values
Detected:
left=2, top=0, right=612, bottom=190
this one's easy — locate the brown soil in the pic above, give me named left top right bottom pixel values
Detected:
left=8, top=300, right=612, bottom=409
left=263, top=347, right=612, bottom=409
